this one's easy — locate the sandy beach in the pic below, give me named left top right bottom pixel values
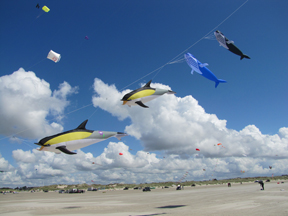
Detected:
left=0, top=180, right=287, bottom=216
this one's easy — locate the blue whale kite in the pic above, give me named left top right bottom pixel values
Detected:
left=184, top=53, right=226, bottom=88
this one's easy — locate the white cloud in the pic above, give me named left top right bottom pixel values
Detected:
left=1, top=141, right=287, bottom=188
left=92, top=78, right=288, bottom=159
left=0, top=68, right=78, bottom=139
left=0, top=78, right=287, bottom=188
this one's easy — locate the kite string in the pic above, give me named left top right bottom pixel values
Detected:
left=1, top=0, right=249, bottom=142
left=85, top=0, right=249, bottom=118
left=0, top=103, right=94, bottom=142
left=121, top=0, right=249, bottom=86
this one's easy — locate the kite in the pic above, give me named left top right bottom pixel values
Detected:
left=121, top=80, right=176, bottom=108
left=217, top=143, right=222, bottom=146
left=196, top=148, right=200, bottom=151
left=42, top=6, right=50, bottom=12
left=184, top=53, right=226, bottom=88
left=47, top=50, right=61, bottom=63
left=35, top=119, right=128, bottom=155
left=269, top=166, right=272, bottom=169
left=36, top=4, right=40, bottom=9
left=119, top=153, right=123, bottom=155
left=203, top=169, right=206, bottom=171
left=214, top=30, right=250, bottom=60
left=85, top=36, right=89, bottom=40
left=241, top=170, right=245, bottom=173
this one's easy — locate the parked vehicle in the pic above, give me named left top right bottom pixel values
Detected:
left=143, top=187, right=151, bottom=192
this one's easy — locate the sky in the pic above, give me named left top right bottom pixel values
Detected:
left=0, top=0, right=287, bottom=188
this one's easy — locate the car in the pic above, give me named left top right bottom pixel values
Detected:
left=92, top=188, right=98, bottom=191
left=164, top=186, right=169, bottom=188
left=266, top=179, right=270, bottom=182
left=59, top=190, right=65, bottom=193
left=254, top=180, right=259, bottom=183
left=191, top=184, right=196, bottom=187
left=123, top=187, right=129, bottom=190
left=143, top=187, right=151, bottom=192
left=134, top=187, right=139, bottom=190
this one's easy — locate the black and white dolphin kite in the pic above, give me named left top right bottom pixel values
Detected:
left=214, top=30, right=250, bottom=60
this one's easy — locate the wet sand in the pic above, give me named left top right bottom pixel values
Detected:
left=1, top=180, right=287, bottom=216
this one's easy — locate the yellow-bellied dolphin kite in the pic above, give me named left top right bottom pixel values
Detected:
left=121, top=80, right=176, bottom=108
left=35, top=120, right=128, bottom=155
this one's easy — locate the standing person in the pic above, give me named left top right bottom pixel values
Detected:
left=259, top=180, right=264, bottom=190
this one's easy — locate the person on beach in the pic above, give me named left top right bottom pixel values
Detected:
left=259, top=180, right=264, bottom=190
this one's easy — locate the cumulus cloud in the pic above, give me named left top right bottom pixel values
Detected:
left=0, top=78, right=287, bottom=188
left=0, top=68, right=78, bottom=139
left=92, top=78, right=288, bottom=159
left=1, top=141, right=287, bottom=188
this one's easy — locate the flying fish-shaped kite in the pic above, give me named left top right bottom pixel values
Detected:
left=214, top=30, right=250, bottom=60
left=35, top=119, right=128, bottom=155
left=184, top=53, right=226, bottom=88
left=121, top=80, right=176, bottom=108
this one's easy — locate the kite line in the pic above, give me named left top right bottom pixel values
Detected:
left=0, top=0, right=249, bottom=142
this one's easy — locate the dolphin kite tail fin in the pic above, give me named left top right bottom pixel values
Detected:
left=215, top=79, right=227, bottom=88
left=240, top=54, right=250, bottom=60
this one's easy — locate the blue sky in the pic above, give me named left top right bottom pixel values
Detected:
left=0, top=0, right=287, bottom=187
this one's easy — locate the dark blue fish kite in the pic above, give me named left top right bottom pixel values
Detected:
left=214, top=30, right=250, bottom=60
left=184, top=53, right=226, bottom=88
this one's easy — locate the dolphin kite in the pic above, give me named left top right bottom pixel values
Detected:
left=214, top=30, right=250, bottom=60
left=35, top=120, right=128, bottom=155
left=121, top=80, right=176, bottom=108
left=184, top=53, right=227, bottom=88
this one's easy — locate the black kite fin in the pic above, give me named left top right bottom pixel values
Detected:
left=56, top=146, right=77, bottom=155
left=136, top=101, right=149, bottom=108
left=77, top=119, right=88, bottom=130
left=144, top=80, right=152, bottom=88
left=240, top=54, right=250, bottom=60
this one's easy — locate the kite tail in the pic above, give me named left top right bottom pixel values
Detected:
left=240, top=54, right=250, bottom=60
left=215, top=79, right=227, bottom=88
